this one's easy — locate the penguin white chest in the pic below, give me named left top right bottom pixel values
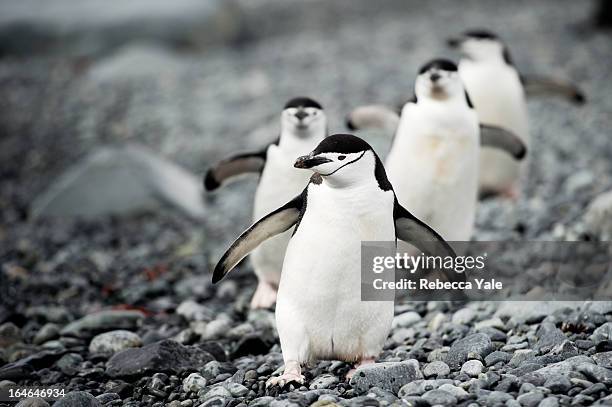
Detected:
left=458, top=61, right=529, bottom=192
left=389, top=105, right=478, bottom=183
left=458, top=62, right=528, bottom=138
left=254, top=146, right=312, bottom=218
left=385, top=105, right=479, bottom=240
left=275, top=182, right=395, bottom=363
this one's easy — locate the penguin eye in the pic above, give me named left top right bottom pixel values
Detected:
left=338, top=155, right=346, bottom=161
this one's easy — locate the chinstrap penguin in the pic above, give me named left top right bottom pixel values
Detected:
left=205, top=97, right=327, bottom=309
left=346, top=59, right=526, bottom=239
left=447, top=29, right=584, bottom=198
left=384, top=59, right=526, bottom=240
left=212, top=134, right=461, bottom=387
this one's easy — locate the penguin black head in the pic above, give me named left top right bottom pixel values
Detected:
left=284, top=97, right=322, bottom=110
left=294, top=134, right=392, bottom=190
left=281, top=97, right=326, bottom=137
left=462, top=29, right=499, bottom=41
left=447, top=29, right=513, bottom=65
left=415, top=58, right=470, bottom=106
left=448, top=29, right=500, bottom=48
left=418, top=59, right=458, bottom=75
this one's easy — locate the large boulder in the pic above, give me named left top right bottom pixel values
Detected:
left=31, top=144, right=206, bottom=220
left=105, top=339, right=215, bottom=378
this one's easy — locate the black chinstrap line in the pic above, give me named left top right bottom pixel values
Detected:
left=318, top=151, right=366, bottom=177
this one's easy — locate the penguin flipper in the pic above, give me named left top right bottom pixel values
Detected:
left=393, top=200, right=466, bottom=290
left=393, top=200, right=457, bottom=259
left=346, top=105, right=400, bottom=134
left=212, top=192, right=304, bottom=283
left=479, top=124, right=527, bottom=160
left=521, top=75, right=586, bottom=105
left=204, top=150, right=267, bottom=191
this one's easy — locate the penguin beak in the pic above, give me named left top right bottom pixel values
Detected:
left=294, top=154, right=332, bottom=169
left=447, top=37, right=461, bottom=48
left=295, top=109, right=308, bottom=121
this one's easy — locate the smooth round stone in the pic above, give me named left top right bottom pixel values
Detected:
left=423, top=361, right=451, bottom=378
left=422, top=389, right=457, bottom=406
left=461, top=360, right=484, bottom=377
left=89, top=330, right=142, bottom=356
left=183, top=373, right=207, bottom=393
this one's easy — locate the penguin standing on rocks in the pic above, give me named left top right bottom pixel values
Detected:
left=205, top=97, right=327, bottom=309
left=347, top=59, right=526, bottom=240
left=212, top=134, right=460, bottom=387
left=447, top=29, right=584, bottom=198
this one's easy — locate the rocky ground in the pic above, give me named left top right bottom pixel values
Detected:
left=1, top=0, right=612, bottom=406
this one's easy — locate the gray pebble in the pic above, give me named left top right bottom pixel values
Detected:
left=461, top=360, right=484, bottom=377
left=226, top=382, right=249, bottom=397
left=543, top=374, right=571, bottom=394
left=53, top=391, right=102, bottom=407
left=446, top=333, right=493, bottom=370
left=509, top=349, right=536, bottom=367
left=309, top=374, right=339, bottom=390
left=15, top=398, right=50, bottom=407
left=422, top=389, right=457, bottom=406
left=452, top=308, right=476, bottom=325
left=182, top=373, right=207, bottom=392
left=201, top=385, right=231, bottom=400
left=392, top=311, right=421, bottom=328
left=485, top=351, right=512, bottom=366
left=538, top=397, right=559, bottom=407
left=437, top=383, right=468, bottom=400
left=423, top=361, right=450, bottom=378
left=33, top=323, right=60, bottom=345
left=516, top=391, right=544, bottom=407
left=88, top=330, right=142, bottom=356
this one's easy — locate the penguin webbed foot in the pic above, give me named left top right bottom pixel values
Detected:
left=265, top=372, right=305, bottom=388
left=266, top=361, right=304, bottom=388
